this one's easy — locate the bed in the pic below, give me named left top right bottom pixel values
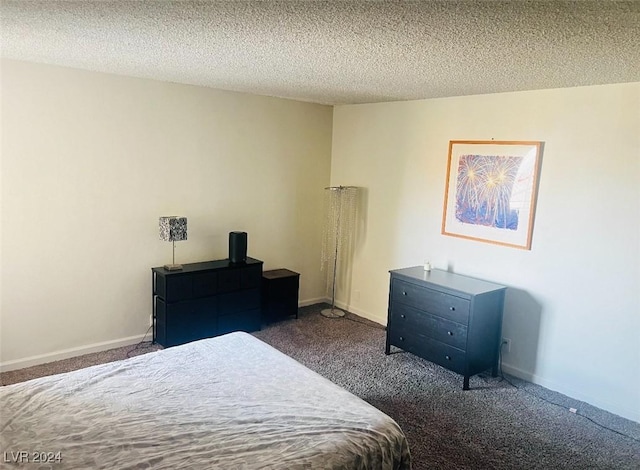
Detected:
left=1, top=332, right=411, bottom=469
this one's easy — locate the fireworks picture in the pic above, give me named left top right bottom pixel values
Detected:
left=442, top=141, right=542, bottom=250
left=454, top=154, right=523, bottom=230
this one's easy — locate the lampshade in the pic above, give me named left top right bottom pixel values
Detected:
left=159, top=216, right=187, bottom=271
left=159, top=216, right=187, bottom=242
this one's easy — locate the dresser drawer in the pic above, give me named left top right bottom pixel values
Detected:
left=192, top=272, right=218, bottom=298
left=392, top=279, right=470, bottom=324
left=218, top=270, right=240, bottom=293
left=390, top=303, right=468, bottom=350
left=241, top=264, right=262, bottom=289
left=155, top=297, right=217, bottom=347
left=155, top=273, right=193, bottom=302
left=218, top=288, right=260, bottom=315
left=218, top=308, right=261, bottom=335
left=389, top=330, right=466, bottom=375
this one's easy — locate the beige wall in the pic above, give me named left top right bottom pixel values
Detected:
left=330, top=83, right=640, bottom=422
left=0, top=60, right=332, bottom=368
left=2, top=58, right=639, bottom=423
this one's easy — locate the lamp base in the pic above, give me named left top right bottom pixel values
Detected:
left=164, top=263, right=183, bottom=271
left=321, top=307, right=345, bottom=318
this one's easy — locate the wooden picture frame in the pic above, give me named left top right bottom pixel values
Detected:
left=441, top=140, right=543, bottom=250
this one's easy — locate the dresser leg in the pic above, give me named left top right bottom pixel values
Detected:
left=384, top=327, right=391, bottom=354
left=463, top=376, right=470, bottom=390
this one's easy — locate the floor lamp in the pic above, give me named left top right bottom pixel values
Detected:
left=321, top=186, right=358, bottom=318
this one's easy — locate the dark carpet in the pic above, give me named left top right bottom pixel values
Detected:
left=253, top=305, right=640, bottom=470
left=2, top=304, right=639, bottom=469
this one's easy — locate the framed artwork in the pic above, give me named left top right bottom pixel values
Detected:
left=441, top=140, right=543, bottom=250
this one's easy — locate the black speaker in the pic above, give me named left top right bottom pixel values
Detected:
left=229, top=231, right=247, bottom=264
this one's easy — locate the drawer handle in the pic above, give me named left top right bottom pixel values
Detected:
left=445, top=355, right=451, bottom=361
left=447, top=331, right=453, bottom=336
left=402, top=291, right=407, bottom=296
left=449, top=306, right=456, bottom=311
left=400, top=314, right=406, bottom=319
left=399, top=336, right=404, bottom=341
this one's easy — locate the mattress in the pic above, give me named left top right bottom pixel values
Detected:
left=1, top=332, right=411, bottom=469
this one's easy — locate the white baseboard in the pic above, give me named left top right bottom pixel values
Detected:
left=501, top=362, right=640, bottom=424
left=325, top=298, right=387, bottom=326
left=0, top=334, right=147, bottom=373
left=2, top=298, right=326, bottom=373
left=8, top=300, right=635, bottom=423
left=2, top=299, right=325, bottom=373
left=340, top=303, right=386, bottom=325
left=500, top=361, right=535, bottom=382
left=298, top=297, right=327, bottom=307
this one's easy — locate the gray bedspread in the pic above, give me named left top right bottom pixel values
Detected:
left=1, top=332, right=411, bottom=469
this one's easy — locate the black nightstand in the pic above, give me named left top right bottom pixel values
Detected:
left=262, top=269, right=300, bottom=322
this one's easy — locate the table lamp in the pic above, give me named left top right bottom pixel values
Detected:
left=159, top=216, right=187, bottom=270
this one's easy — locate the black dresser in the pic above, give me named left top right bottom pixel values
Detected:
left=385, top=267, right=506, bottom=390
left=152, top=257, right=263, bottom=347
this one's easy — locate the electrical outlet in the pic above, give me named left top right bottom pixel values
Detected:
left=502, top=337, right=512, bottom=353
left=149, top=315, right=154, bottom=327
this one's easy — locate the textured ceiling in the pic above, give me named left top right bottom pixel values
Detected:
left=2, top=1, right=639, bottom=105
